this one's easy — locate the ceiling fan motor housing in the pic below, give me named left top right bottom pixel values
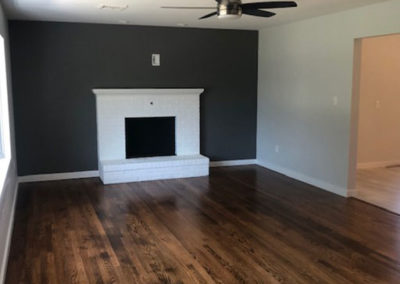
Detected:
left=162, top=0, right=297, bottom=20
left=217, top=0, right=242, bottom=19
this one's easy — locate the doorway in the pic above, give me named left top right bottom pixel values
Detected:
left=350, top=33, right=400, bottom=213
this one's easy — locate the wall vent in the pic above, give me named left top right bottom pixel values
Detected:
left=98, top=4, right=128, bottom=11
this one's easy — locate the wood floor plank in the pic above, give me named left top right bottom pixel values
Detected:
left=355, top=167, right=400, bottom=214
left=5, top=165, right=400, bottom=283
left=175, top=177, right=354, bottom=283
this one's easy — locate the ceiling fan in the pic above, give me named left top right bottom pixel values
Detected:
left=161, top=0, right=297, bottom=20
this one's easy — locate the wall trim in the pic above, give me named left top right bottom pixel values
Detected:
left=17, top=160, right=350, bottom=199
left=357, top=160, right=400, bottom=169
left=18, top=170, right=99, bottom=183
left=210, top=159, right=257, bottom=167
left=0, top=181, right=18, bottom=284
left=256, top=159, right=348, bottom=197
left=18, top=160, right=258, bottom=183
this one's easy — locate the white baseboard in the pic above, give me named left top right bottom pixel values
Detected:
left=18, top=160, right=257, bottom=183
left=16, top=161, right=349, bottom=199
left=0, top=180, right=19, bottom=284
left=357, top=160, right=400, bottom=169
left=18, top=170, right=99, bottom=183
left=256, top=160, right=348, bottom=197
left=210, top=159, right=257, bottom=167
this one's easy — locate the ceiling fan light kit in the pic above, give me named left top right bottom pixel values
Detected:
left=218, top=1, right=242, bottom=19
left=162, top=0, right=297, bottom=20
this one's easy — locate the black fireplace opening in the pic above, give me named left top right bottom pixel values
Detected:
left=125, top=117, right=176, bottom=159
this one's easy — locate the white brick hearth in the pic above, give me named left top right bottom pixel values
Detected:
left=93, top=88, right=209, bottom=184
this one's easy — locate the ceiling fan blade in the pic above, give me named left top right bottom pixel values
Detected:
left=242, top=1, right=297, bottom=10
left=199, top=11, right=218, bottom=19
left=161, top=6, right=215, bottom=9
left=242, top=9, right=276, bottom=17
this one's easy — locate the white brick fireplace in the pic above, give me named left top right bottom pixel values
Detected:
left=93, top=88, right=209, bottom=184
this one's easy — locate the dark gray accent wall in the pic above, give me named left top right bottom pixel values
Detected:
left=9, top=21, right=258, bottom=176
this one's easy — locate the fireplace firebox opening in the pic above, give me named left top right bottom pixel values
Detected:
left=125, top=117, right=176, bottom=159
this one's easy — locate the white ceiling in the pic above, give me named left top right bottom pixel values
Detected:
left=3, top=0, right=388, bottom=30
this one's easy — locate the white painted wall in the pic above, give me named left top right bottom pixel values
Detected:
left=0, top=2, right=18, bottom=283
left=257, top=0, right=400, bottom=196
left=357, top=34, right=400, bottom=168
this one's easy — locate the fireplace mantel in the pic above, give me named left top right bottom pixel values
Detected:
left=93, top=88, right=204, bottom=97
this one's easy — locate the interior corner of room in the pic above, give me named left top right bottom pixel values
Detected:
left=0, top=0, right=400, bottom=283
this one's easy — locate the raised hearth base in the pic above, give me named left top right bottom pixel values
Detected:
left=99, top=155, right=209, bottom=184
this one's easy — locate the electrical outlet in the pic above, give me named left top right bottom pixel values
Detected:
left=275, top=145, right=280, bottom=153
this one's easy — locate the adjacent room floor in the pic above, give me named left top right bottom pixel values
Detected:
left=6, top=166, right=400, bottom=283
left=355, top=167, right=400, bottom=214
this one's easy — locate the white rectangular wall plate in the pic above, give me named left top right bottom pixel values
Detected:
left=152, top=54, right=160, bottom=66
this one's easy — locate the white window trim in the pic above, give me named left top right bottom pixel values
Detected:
left=0, top=130, right=4, bottom=159
left=0, top=35, right=11, bottom=191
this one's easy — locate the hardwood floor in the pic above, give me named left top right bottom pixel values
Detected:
left=355, top=167, right=400, bottom=214
left=5, top=165, right=400, bottom=283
